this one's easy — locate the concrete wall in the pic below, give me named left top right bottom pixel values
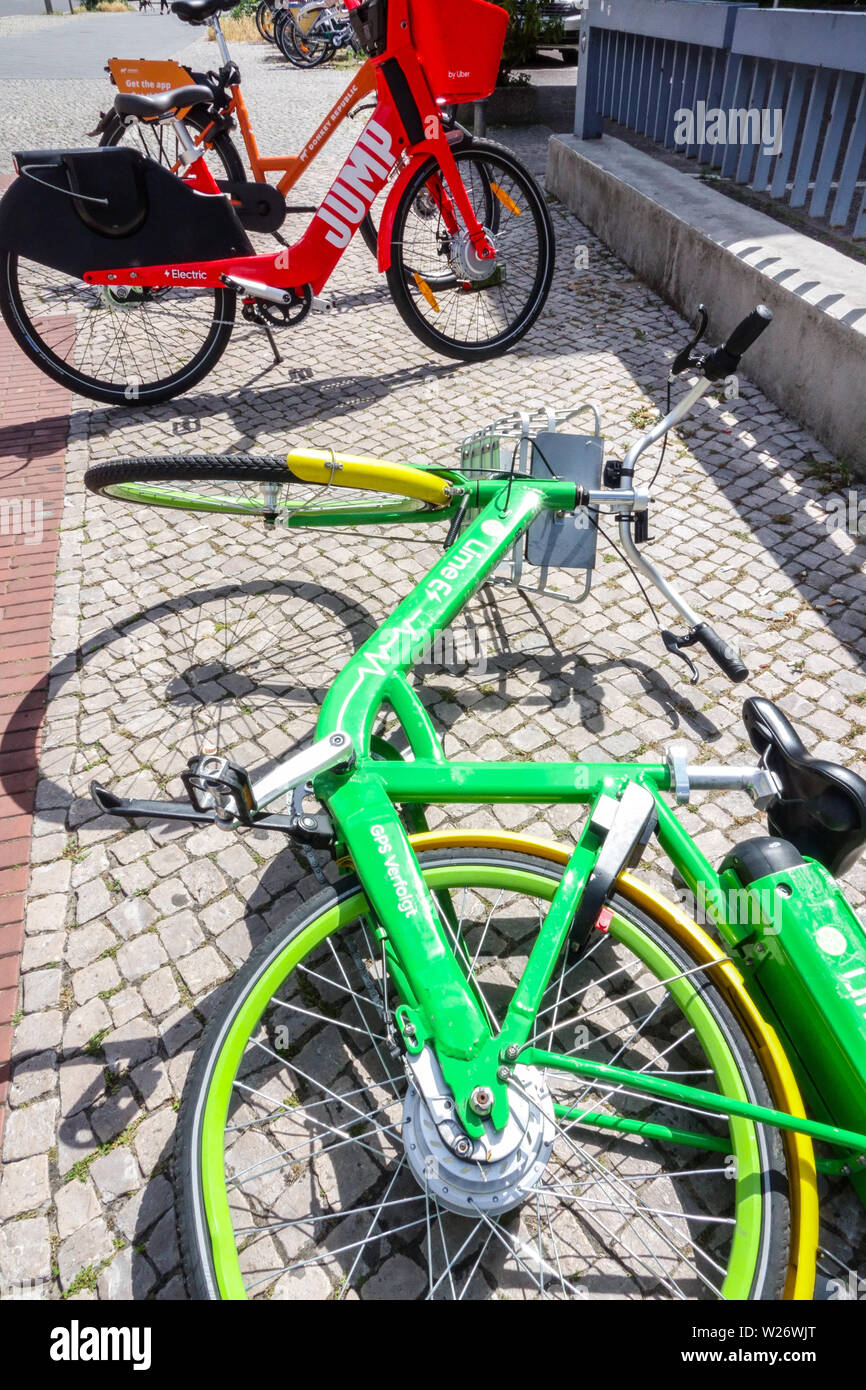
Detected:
left=547, top=134, right=866, bottom=479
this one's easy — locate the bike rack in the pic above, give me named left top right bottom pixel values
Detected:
left=459, top=403, right=604, bottom=604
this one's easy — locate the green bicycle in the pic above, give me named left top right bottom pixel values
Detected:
left=84, top=306, right=866, bottom=1300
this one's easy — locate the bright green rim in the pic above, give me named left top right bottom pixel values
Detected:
left=197, top=860, right=764, bottom=1300
left=100, top=481, right=436, bottom=525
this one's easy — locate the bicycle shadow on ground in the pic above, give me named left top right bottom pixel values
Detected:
left=597, top=339, right=866, bottom=687
left=425, top=584, right=722, bottom=744
left=80, top=360, right=464, bottom=453
left=0, top=578, right=378, bottom=817
left=0, top=413, right=70, bottom=479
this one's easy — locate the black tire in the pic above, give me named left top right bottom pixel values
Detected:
left=99, top=107, right=246, bottom=185
left=175, top=847, right=791, bottom=1301
left=85, top=453, right=288, bottom=497
left=256, top=0, right=276, bottom=41
left=276, top=11, right=333, bottom=66
left=0, top=252, right=236, bottom=406
left=385, top=138, right=555, bottom=362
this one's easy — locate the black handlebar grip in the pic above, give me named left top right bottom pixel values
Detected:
left=701, top=304, right=773, bottom=381
left=692, top=622, right=749, bottom=683
left=723, top=304, right=773, bottom=358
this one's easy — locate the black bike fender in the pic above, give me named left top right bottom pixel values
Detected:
left=0, top=148, right=253, bottom=279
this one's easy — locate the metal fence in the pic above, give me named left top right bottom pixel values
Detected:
left=574, top=0, right=866, bottom=237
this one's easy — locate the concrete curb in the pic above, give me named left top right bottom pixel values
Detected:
left=546, top=133, right=866, bottom=478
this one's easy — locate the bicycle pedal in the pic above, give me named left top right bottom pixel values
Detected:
left=182, top=754, right=257, bottom=826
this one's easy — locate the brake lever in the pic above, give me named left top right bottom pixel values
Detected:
left=670, top=305, right=708, bottom=378
left=661, top=629, right=700, bottom=684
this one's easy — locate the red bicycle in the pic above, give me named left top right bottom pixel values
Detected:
left=0, top=0, right=555, bottom=405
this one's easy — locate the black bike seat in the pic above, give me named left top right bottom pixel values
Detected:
left=114, top=84, right=214, bottom=121
left=742, top=696, right=866, bottom=877
left=171, top=0, right=233, bottom=22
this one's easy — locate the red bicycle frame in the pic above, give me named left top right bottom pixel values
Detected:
left=83, top=0, right=497, bottom=300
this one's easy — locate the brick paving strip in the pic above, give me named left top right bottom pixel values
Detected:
left=0, top=174, right=71, bottom=1153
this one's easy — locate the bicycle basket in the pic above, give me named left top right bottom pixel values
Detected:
left=408, top=0, right=507, bottom=103
left=459, top=405, right=604, bottom=604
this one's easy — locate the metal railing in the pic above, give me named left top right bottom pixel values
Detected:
left=574, top=0, right=866, bottom=237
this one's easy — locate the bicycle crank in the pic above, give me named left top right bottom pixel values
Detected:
left=238, top=283, right=313, bottom=363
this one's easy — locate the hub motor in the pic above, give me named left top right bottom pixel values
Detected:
left=402, top=1047, right=555, bottom=1215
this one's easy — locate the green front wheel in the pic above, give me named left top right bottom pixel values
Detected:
left=175, top=848, right=792, bottom=1300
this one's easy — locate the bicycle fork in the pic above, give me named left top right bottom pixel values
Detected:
left=325, top=770, right=866, bottom=1166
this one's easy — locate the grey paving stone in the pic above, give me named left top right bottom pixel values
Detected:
left=102, top=1018, right=159, bottom=1075
left=131, top=1057, right=172, bottom=1112
left=57, top=1217, right=115, bottom=1291
left=59, top=1055, right=105, bottom=1119
left=116, top=934, right=168, bottom=984
left=133, top=1109, right=175, bottom=1177
left=75, top=878, right=112, bottom=926
left=63, top=997, right=112, bottom=1054
left=107, top=898, right=158, bottom=942
left=26, top=894, right=67, bottom=934
left=56, top=1111, right=101, bottom=1179
left=156, top=909, right=204, bottom=959
left=0, top=1154, right=51, bottom=1219
left=90, top=1086, right=139, bottom=1146
left=72, top=957, right=120, bottom=1006
left=162, top=1007, right=201, bottom=1058
left=176, top=946, right=228, bottom=995
left=90, top=1148, right=142, bottom=1203
left=21, top=930, right=65, bottom=973
left=146, top=1208, right=179, bottom=1276
left=97, top=1247, right=157, bottom=1301
left=29, top=860, right=72, bottom=897
left=11, top=1009, right=63, bottom=1060
left=179, top=860, right=227, bottom=907
left=0, top=1216, right=51, bottom=1288
left=109, top=987, right=145, bottom=1027
left=146, top=844, right=188, bottom=877
left=3, top=1098, right=59, bottom=1163
left=54, top=1178, right=102, bottom=1241
left=65, top=921, right=116, bottom=971
left=9, top=1050, right=57, bottom=1107
left=140, top=966, right=180, bottom=1019
left=116, top=1174, right=173, bottom=1243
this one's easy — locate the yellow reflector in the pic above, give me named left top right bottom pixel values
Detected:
left=491, top=182, right=521, bottom=216
left=412, top=273, right=440, bottom=312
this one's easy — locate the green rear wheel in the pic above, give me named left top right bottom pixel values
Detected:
left=176, top=848, right=792, bottom=1300
left=84, top=454, right=435, bottom=524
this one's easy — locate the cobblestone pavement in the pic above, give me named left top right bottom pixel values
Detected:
left=1, top=41, right=866, bottom=1300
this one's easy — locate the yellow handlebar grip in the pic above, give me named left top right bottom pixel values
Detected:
left=286, top=450, right=451, bottom=507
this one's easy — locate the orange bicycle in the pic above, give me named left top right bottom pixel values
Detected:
left=93, top=6, right=381, bottom=252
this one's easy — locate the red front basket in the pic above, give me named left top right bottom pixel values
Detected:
left=408, top=0, right=508, bottom=103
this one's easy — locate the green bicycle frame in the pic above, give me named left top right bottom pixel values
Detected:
left=293, top=476, right=866, bottom=1165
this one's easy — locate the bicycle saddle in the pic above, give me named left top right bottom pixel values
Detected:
left=171, top=0, right=234, bottom=22
left=742, top=696, right=866, bottom=877
left=114, top=85, right=215, bottom=121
